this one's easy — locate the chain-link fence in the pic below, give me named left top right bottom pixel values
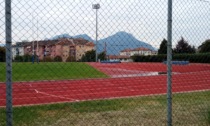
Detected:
left=1, top=0, right=210, bottom=125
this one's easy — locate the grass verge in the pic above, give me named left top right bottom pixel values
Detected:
left=0, top=62, right=108, bottom=82
left=0, top=91, right=210, bottom=125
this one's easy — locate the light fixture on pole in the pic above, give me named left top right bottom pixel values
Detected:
left=92, top=3, right=100, bottom=62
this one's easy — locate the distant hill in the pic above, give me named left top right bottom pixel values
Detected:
left=50, top=33, right=72, bottom=40
left=49, top=34, right=94, bottom=42
left=98, top=31, right=156, bottom=55
left=0, top=44, right=5, bottom=47
left=74, top=34, right=94, bottom=42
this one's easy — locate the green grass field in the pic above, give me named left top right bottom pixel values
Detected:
left=0, top=62, right=108, bottom=82
left=0, top=91, right=210, bottom=126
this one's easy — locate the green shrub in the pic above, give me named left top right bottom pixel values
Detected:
left=66, top=56, right=76, bottom=62
left=131, top=53, right=210, bottom=63
left=54, top=56, right=62, bottom=62
left=208, top=110, right=210, bottom=124
left=23, top=54, right=32, bottom=62
left=0, top=46, right=5, bottom=62
left=14, top=55, right=23, bottom=62
left=43, top=56, right=53, bottom=62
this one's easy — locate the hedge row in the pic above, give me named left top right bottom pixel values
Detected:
left=131, top=53, right=210, bottom=63
left=14, top=54, right=33, bottom=62
left=14, top=55, right=64, bottom=62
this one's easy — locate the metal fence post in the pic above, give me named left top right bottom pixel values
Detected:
left=167, top=0, right=173, bottom=126
left=5, top=0, right=13, bottom=126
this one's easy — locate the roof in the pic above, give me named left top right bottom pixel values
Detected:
left=120, top=48, right=132, bottom=52
left=85, top=42, right=95, bottom=46
left=56, top=38, right=74, bottom=45
left=22, top=40, right=59, bottom=47
left=121, top=47, right=152, bottom=52
left=18, top=38, right=93, bottom=47
left=57, top=38, right=94, bottom=46
left=12, top=42, right=29, bottom=47
left=131, top=47, right=151, bottom=51
left=74, top=38, right=89, bottom=45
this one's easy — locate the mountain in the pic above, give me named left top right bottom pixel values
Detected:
left=74, top=34, right=94, bottom=42
left=98, top=31, right=156, bottom=55
left=49, top=34, right=94, bottom=42
left=0, top=44, right=5, bottom=47
left=50, top=33, right=72, bottom=40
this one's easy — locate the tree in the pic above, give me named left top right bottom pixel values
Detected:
left=80, top=50, right=106, bottom=62
left=44, top=56, right=53, bottom=62
left=66, top=56, right=76, bottom=62
left=98, top=51, right=106, bottom=61
left=54, top=56, right=62, bottom=62
left=158, top=39, right=167, bottom=54
left=14, top=55, right=23, bottom=62
left=173, top=37, right=196, bottom=54
left=80, top=50, right=95, bottom=62
left=0, top=46, right=5, bottom=62
left=23, top=54, right=32, bottom=62
left=198, top=39, right=210, bottom=53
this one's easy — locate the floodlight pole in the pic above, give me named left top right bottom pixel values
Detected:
left=93, top=3, right=100, bottom=62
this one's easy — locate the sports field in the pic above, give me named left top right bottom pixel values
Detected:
left=0, top=62, right=107, bottom=82
left=0, top=62, right=210, bottom=106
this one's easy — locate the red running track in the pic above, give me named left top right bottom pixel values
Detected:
left=0, top=63, right=210, bottom=107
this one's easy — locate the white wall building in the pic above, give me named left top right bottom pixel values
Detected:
left=12, top=42, right=27, bottom=59
left=120, top=47, right=157, bottom=56
left=107, top=55, right=132, bottom=62
left=119, top=49, right=132, bottom=56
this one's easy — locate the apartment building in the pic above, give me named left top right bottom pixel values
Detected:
left=12, top=38, right=95, bottom=61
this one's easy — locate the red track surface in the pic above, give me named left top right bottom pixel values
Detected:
left=0, top=63, right=210, bottom=107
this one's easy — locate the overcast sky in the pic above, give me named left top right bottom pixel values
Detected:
left=0, top=0, right=209, bottom=48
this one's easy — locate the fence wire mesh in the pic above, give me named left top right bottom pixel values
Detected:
left=1, top=0, right=210, bottom=125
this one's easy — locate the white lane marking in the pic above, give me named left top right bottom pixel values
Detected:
left=29, top=83, right=79, bottom=102
left=34, top=89, right=79, bottom=101
left=35, top=89, right=39, bottom=93
left=0, top=89, right=210, bottom=108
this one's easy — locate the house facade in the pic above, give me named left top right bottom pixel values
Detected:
left=75, top=38, right=95, bottom=61
left=12, top=38, right=95, bottom=62
left=12, top=42, right=27, bottom=59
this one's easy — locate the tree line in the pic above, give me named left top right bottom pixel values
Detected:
left=132, top=37, right=210, bottom=63
left=158, top=37, right=210, bottom=54
left=0, top=47, right=5, bottom=62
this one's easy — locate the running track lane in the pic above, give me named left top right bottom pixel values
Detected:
left=0, top=71, right=210, bottom=106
